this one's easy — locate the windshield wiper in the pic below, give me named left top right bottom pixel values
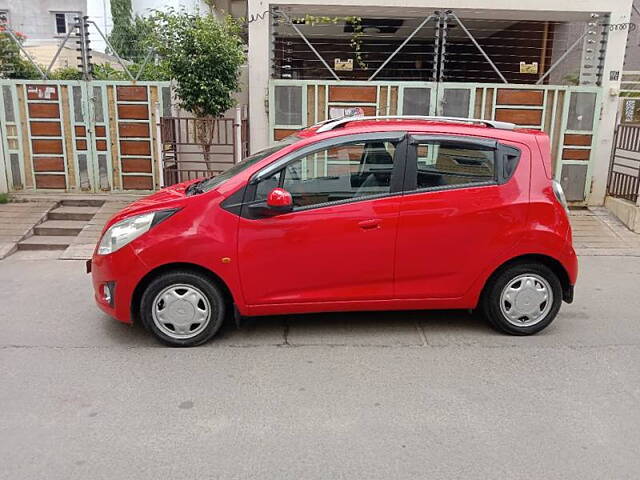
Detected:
left=186, top=180, right=206, bottom=196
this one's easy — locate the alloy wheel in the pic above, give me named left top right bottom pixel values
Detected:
left=151, top=284, right=212, bottom=339
left=499, top=274, right=553, bottom=327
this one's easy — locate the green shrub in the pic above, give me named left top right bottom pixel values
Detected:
left=0, top=28, right=44, bottom=79
left=49, top=66, right=84, bottom=80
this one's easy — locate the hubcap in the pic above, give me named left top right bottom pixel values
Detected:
left=499, top=274, right=553, bottom=327
left=152, top=284, right=211, bottom=339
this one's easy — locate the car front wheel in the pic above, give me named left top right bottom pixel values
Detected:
left=481, top=263, right=563, bottom=335
left=140, top=270, right=226, bottom=347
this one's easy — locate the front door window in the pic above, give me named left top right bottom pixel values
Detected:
left=255, top=140, right=399, bottom=209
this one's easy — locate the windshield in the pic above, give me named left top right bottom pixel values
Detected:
left=199, top=136, right=299, bottom=192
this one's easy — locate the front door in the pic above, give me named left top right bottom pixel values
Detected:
left=237, top=133, right=406, bottom=306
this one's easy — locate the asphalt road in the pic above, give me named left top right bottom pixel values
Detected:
left=0, top=253, right=639, bottom=479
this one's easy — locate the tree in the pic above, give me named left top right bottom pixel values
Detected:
left=151, top=9, right=246, bottom=118
left=108, top=0, right=156, bottom=63
left=108, top=0, right=133, bottom=53
left=150, top=9, right=246, bottom=168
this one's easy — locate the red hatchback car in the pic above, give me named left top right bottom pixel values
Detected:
left=90, top=116, right=577, bottom=347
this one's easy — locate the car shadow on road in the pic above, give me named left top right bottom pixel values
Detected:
left=217, top=309, right=494, bottom=347
left=100, top=308, right=497, bottom=347
left=98, top=313, right=158, bottom=347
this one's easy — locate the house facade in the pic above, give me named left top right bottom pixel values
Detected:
left=0, top=0, right=86, bottom=46
left=246, top=0, right=635, bottom=205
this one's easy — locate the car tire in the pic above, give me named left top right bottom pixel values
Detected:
left=481, top=262, right=562, bottom=336
left=140, top=270, right=226, bottom=347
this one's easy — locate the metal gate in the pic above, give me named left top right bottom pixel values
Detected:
left=607, top=124, right=640, bottom=203
left=269, top=80, right=600, bottom=202
left=0, top=80, right=171, bottom=193
left=160, top=109, right=249, bottom=186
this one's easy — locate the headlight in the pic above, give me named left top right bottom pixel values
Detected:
left=97, top=210, right=176, bottom=255
left=552, top=180, right=570, bottom=215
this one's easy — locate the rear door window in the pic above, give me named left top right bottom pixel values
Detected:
left=407, top=136, right=497, bottom=191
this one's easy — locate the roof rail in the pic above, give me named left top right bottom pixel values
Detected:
left=315, top=115, right=516, bottom=133
left=311, top=115, right=351, bottom=128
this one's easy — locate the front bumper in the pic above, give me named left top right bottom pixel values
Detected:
left=90, top=245, right=148, bottom=324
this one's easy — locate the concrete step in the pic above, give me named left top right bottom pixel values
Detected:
left=48, top=206, right=99, bottom=221
left=61, top=199, right=106, bottom=208
left=18, top=235, right=74, bottom=250
left=34, top=220, right=86, bottom=236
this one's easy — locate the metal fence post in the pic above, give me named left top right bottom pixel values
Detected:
left=0, top=127, right=8, bottom=194
left=156, top=103, right=164, bottom=188
left=234, top=106, right=242, bottom=164
left=606, top=124, right=617, bottom=193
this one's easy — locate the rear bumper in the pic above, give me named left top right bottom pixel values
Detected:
left=562, top=242, right=577, bottom=304
left=563, top=284, right=574, bottom=304
left=90, top=246, right=148, bottom=324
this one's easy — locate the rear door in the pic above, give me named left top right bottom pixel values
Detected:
left=394, top=134, right=529, bottom=299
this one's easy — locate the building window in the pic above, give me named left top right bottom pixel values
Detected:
left=0, top=10, right=8, bottom=25
left=53, top=12, right=78, bottom=35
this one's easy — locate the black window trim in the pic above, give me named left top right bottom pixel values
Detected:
left=404, top=134, right=521, bottom=194
left=240, top=131, right=408, bottom=219
left=251, top=131, right=406, bottom=183
left=409, top=134, right=497, bottom=149
left=496, top=142, right=522, bottom=184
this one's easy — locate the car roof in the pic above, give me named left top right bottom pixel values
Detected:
left=295, top=118, right=545, bottom=143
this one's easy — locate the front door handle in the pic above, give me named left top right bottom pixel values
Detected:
left=358, top=219, right=381, bottom=230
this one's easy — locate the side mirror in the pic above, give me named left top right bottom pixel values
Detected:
left=267, top=187, right=293, bottom=210
left=249, top=187, right=293, bottom=217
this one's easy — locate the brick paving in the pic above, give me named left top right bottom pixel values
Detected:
left=0, top=201, right=58, bottom=259
left=571, top=207, right=640, bottom=256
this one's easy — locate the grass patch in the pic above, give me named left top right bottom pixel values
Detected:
left=0, top=193, right=9, bottom=204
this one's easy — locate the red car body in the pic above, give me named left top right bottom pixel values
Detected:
left=91, top=119, right=576, bottom=326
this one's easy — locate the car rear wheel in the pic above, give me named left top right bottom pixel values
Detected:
left=140, top=270, right=225, bottom=347
left=481, top=263, right=562, bottom=335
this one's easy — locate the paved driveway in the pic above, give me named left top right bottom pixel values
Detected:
left=0, top=252, right=639, bottom=479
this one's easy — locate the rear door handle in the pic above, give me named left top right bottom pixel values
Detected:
left=358, top=219, right=381, bottom=230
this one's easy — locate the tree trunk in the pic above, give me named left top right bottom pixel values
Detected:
left=197, top=116, right=217, bottom=172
